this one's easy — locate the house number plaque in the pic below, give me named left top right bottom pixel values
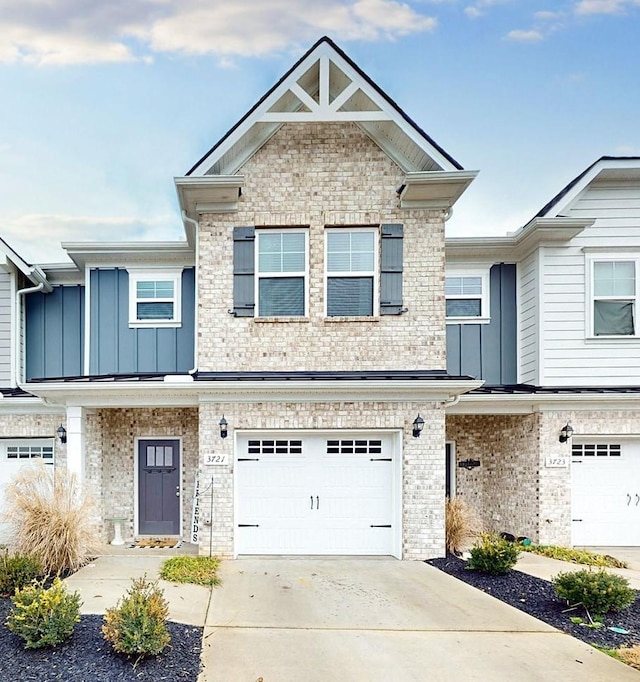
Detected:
left=204, top=453, right=229, bottom=466
left=545, top=457, right=568, bottom=468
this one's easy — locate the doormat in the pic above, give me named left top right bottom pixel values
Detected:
left=131, top=538, right=182, bottom=549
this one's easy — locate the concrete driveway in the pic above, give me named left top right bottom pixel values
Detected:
left=200, top=558, right=640, bottom=682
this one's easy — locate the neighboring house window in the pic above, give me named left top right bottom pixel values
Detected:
left=127, top=269, right=182, bottom=328
left=592, top=260, right=636, bottom=336
left=445, top=270, right=490, bottom=322
left=256, top=230, right=308, bottom=317
left=326, top=228, right=378, bottom=317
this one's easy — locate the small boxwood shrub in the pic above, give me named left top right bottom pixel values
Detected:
left=553, top=569, right=635, bottom=615
left=466, top=533, right=521, bottom=575
left=0, top=548, right=42, bottom=596
left=5, top=577, right=81, bottom=649
left=102, top=576, right=170, bottom=657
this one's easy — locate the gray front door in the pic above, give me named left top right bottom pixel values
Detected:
left=138, top=439, right=181, bottom=535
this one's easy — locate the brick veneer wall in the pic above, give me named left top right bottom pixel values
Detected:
left=199, top=400, right=445, bottom=560
left=84, top=408, right=199, bottom=542
left=197, top=121, right=446, bottom=373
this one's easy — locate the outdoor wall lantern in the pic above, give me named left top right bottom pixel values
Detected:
left=412, top=414, right=425, bottom=438
left=56, top=424, right=67, bottom=444
left=219, top=416, right=228, bottom=439
left=559, top=422, right=574, bottom=444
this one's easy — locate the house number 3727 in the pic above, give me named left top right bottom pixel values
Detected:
left=205, top=453, right=228, bottom=466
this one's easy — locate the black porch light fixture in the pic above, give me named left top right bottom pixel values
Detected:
left=412, top=414, right=425, bottom=438
left=56, top=424, right=67, bottom=444
left=559, top=422, right=574, bottom=444
left=219, top=416, right=228, bottom=439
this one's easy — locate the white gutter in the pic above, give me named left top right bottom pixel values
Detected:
left=15, top=282, right=44, bottom=387
left=182, top=210, right=199, bottom=375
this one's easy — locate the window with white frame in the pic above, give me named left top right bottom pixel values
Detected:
left=128, top=269, right=182, bottom=327
left=325, top=228, right=377, bottom=317
left=591, top=259, right=637, bottom=336
left=256, top=230, right=308, bottom=317
left=445, top=270, right=490, bottom=321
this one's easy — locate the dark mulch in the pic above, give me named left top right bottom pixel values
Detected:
left=428, top=555, right=640, bottom=650
left=0, top=599, right=202, bottom=681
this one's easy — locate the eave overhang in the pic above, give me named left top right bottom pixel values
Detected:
left=25, top=374, right=483, bottom=408
left=399, top=171, right=478, bottom=210
left=446, top=217, right=594, bottom=261
left=175, top=176, right=245, bottom=224
left=62, top=241, right=195, bottom=270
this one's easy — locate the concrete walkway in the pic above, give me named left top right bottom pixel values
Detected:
left=65, top=552, right=640, bottom=681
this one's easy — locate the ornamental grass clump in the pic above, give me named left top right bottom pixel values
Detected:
left=466, top=532, right=521, bottom=575
left=445, top=497, right=481, bottom=554
left=5, top=577, right=81, bottom=649
left=2, top=462, right=97, bottom=575
left=553, top=569, right=635, bottom=616
left=102, top=576, right=171, bottom=658
left=0, top=547, right=42, bottom=596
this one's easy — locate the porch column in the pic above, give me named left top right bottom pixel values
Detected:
left=65, top=405, right=85, bottom=484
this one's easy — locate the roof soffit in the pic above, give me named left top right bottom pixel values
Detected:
left=186, top=38, right=463, bottom=180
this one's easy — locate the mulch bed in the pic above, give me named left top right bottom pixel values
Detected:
left=0, top=599, right=202, bottom=681
left=427, top=555, right=640, bottom=650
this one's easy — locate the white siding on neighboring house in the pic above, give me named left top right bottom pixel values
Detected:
left=539, top=178, right=640, bottom=386
left=0, top=271, right=11, bottom=386
left=518, top=251, right=539, bottom=384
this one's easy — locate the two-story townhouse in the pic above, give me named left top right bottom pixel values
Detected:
left=445, top=156, right=640, bottom=549
left=15, top=37, right=479, bottom=560
left=0, top=238, right=64, bottom=541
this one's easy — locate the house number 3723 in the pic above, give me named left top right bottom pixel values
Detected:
left=205, top=453, right=228, bottom=466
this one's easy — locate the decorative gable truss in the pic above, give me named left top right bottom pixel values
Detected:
left=176, top=37, right=477, bottom=221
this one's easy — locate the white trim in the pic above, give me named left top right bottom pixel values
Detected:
left=445, top=267, right=490, bottom=323
left=255, top=229, right=309, bottom=318
left=134, top=436, right=183, bottom=538
left=585, top=252, right=639, bottom=339
left=83, top=265, right=91, bottom=376
left=127, top=268, right=183, bottom=328
left=324, top=227, right=379, bottom=317
left=515, top=261, right=522, bottom=384
left=9, top=269, right=16, bottom=387
left=537, top=248, right=545, bottom=386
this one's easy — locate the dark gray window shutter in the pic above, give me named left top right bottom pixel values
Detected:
left=232, top=226, right=255, bottom=317
left=380, top=224, right=404, bottom=315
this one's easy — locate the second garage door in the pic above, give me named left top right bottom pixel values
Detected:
left=236, top=432, right=396, bottom=555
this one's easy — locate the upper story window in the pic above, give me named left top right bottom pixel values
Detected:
left=325, top=228, right=378, bottom=317
left=127, top=269, right=182, bottom=328
left=256, top=230, right=308, bottom=317
left=591, top=259, right=636, bottom=336
left=445, top=270, right=490, bottom=323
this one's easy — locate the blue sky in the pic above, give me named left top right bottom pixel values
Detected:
left=1, top=0, right=639, bottom=263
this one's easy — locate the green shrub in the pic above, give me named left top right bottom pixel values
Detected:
left=553, top=569, right=635, bottom=615
left=160, top=556, right=220, bottom=586
left=5, top=577, right=81, bottom=649
left=0, top=548, right=42, bottom=596
left=102, top=576, right=170, bottom=657
left=466, top=533, right=521, bottom=575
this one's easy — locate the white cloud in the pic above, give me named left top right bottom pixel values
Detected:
left=574, top=0, right=627, bottom=14
left=614, top=145, right=640, bottom=155
left=505, top=29, right=544, bottom=42
left=2, top=214, right=181, bottom=263
left=0, top=0, right=438, bottom=65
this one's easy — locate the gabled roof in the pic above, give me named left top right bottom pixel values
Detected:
left=187, top=36, right=463, bottom=177
left=536, top=156, right=640, bottom=219
left=0, top=236, right=52, bottom=292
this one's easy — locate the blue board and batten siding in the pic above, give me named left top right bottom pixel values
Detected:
left=26, top=286, right=85, bottom=380
left=90, top=268, right=195, bottom=375
left=446, top=264, right=517, bottom=384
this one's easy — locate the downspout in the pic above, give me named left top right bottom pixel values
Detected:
left=444, top=207, right=453, bottom=222
left=182, top=210, right=199, bottom=375
left=15, top=281, right=44, bottom=387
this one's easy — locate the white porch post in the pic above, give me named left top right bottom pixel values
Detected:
left=65, top=405, right=85, bottom=484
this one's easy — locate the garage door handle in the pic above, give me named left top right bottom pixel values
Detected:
left=628, top=494, right=632, bottom=506
left=636, top=494, right=639, bottom=506
left=310, top=495, right=314, bottom=510
left=316, top=496, right=319, bottom=510
left=572, top=519, right=583, bottom=522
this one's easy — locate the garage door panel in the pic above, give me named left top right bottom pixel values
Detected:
left=572, top=441, right=640, bottom=546
left=236, top=433, right=395, bottom=555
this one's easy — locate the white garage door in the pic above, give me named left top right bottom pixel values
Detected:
left=572, top=441, right=640, bottom=546
left=0, top=440, right=55, bottom=543
left=236, top=433, right=396, bottom=555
